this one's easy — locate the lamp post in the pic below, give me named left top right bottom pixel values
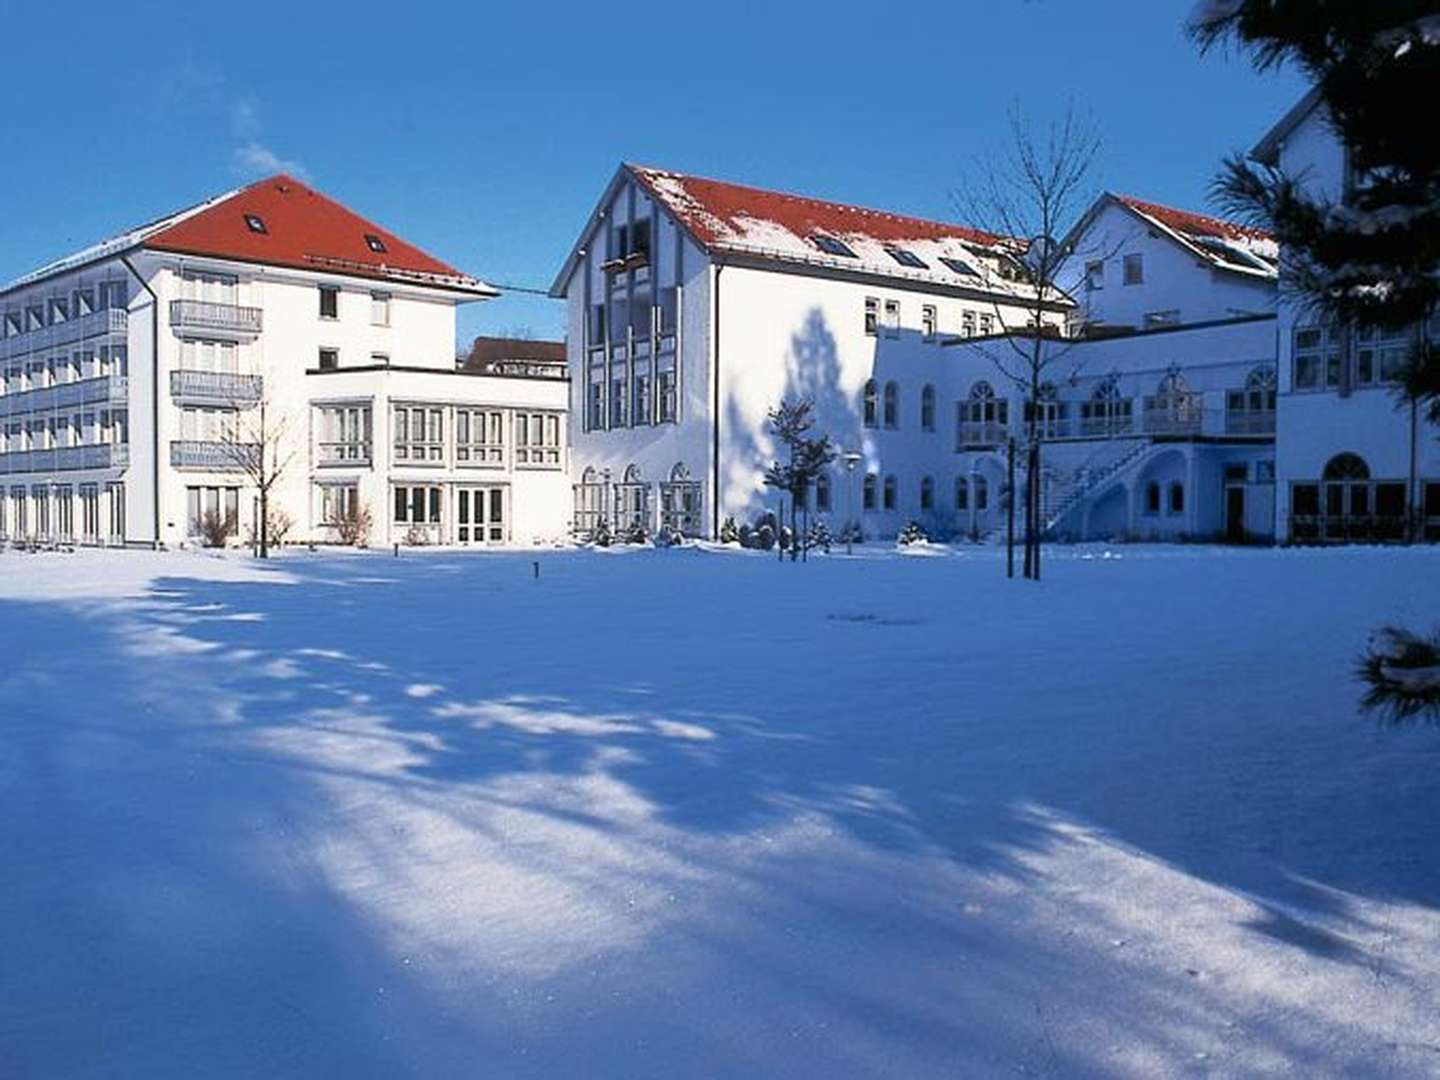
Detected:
left=843, top=451, right=862, bottom=555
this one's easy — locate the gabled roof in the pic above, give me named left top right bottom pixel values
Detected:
left=3, top=174, right=496, bottom=298
left=551, top=163, right=1057, bottom=302
left=1250, top=86, right=1325, bottom=166
left=1060, top=192, right=1278, bottom=281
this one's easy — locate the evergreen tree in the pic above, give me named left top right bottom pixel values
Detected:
left=763, top=400, right=837, bottom=563
left=1191, top=3, right=1440, bottom=719
left=1191, top=2, right=1440, bottom=416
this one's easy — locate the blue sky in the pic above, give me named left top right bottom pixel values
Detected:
left=0, top=0, right=1306, bottom=349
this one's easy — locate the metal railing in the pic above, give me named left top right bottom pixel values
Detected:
left=0, top=308, right=128, bottom=361
left=170, top=440, right=258, bottom=470
left=169, top=299, right=263, bottom=336
left=1224, top=408, right=1276, bottom=435
left=0, top=374, right=128, bottom=417
left=956, top=421, right=1010, bottom=447
left=317, top=441, right=372, bottom=466
left=0, top=442, right=129, bottom=474
left=169, top=370, right=263, bottom=406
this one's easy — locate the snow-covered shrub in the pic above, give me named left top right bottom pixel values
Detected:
left=778, top=524, right=794, bottom=552
left=653, top=525, right=684, bottom=548
left=592, top=519, right=613, bottom=548
left=806, top=520, right=832, bottom=554
left=200, top=509, right=236, bottom=549
left=737, top=523, right=754, bottom=548
left=897, top=520, right=929, bottom=546
left=719, top=516, right=741, bottom=545
left=619, top=521, right=648, bottom=545
left=333, top=503, right=372, bottom=547
left=753, top=523, right=775, bottom=550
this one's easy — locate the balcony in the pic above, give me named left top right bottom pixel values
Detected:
left=169, top=299, right=263, bottom=340
left=0, top=442, right=129, bottom=474
left=170, top=370, right=264, bottom=408
left=957, top=421, right=1010, bottom=448
left=0, top=308, right=128, bottom=361
left=170, top=440, right=258, bottom=471
left=1224, top=408, right=1276, bottom=435
left=317, top=442, right=372, bottom=467
left=0, top=374, right=128, bottom=418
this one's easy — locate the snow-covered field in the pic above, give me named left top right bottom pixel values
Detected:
left=1, top=542, right=1437, bottom=1078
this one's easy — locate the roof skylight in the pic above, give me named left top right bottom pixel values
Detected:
left=886, top=246, right=928, bottom=269
left=364, top=233, right=388, bottom=253
left=811, top=235, right=857, bottom=258
left=939, top=256, right=978, bottom=277
left=244, top=214, right=268, bottom=235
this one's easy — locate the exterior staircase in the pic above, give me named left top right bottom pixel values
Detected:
left=1040, top=440, right=1156, bottom=536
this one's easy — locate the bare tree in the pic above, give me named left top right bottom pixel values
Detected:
left=217, top=398, right=297, bottom=559
left=958, top=104, right=1103, bottom=581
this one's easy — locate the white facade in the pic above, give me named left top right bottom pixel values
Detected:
left=1258, top=98, right=1440, bottom=543
left=0, top=183, right=572, bottom=551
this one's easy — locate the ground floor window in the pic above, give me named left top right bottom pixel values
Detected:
left=11, top=487, right=28, bottom=539
left=1425, top=482, right=1440, bottom=542
left=106, top=483, right=125, bottom=544
left=882, top=475, right=897, bottom=511
left=1290, top=453, right=1406, bottom=542
left=80, top=484, right=99, bottom=543
left=815, top=473, right=832, bottom=513
left=456, top=486, right=505, bottom=544
left=320, top=483, right=359, bottom=526
left=393, top=485, right=443, bottom=526
left=55, top=485, right=74, bottom=541
left=863, top=474, right=877, bottom=511
left=573, top=467, right=606, bottom=534
left=615, top=465, right=649, bottom=530
left=658, top=464, right=701, bottom=536
left=32, top=486, right=50, bottom=539
left=187, top=486, right=240, bottom=541
left=1168, top=482, right=1184, bottom=515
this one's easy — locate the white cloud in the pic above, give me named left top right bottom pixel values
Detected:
left=230, top=96, right=309, bottom=180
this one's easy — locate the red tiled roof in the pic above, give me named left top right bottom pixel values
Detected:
left=629, top=165, right=1009, bottom=252
left=1113, top=193, right=1273, bottom=245
left=143, top=174, right=488, bottom=291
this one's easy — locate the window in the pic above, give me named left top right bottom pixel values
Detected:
left=1292, top=325, right=1342, bottom=391
left=1168, top=482, right=1185, bottom=515
left=319, top=286, right=339, bottom=319
left=973, top=474, right=989, bottom=511
left=1227, top=365, right=1277, bottom=433
left=883, top=381, right=898, bottom=428
left=883, top=475, right=897, bottom=511
left=610, top=371, right=629, bottom=427
left=1085, top=260, right=1104, bottom=290
left=1145, top=482, right=1161, bottom=515
left=961, top=310, right=976, bottom=337
left=815, top=472, right=832, bottom=513
left=883, top=300, right=900, bottom=338
left=886, top=246, right=928, bottom=269
left=921, top=305, right=937, bottom=341
left=244, top=214, right=268, bottom=234
left=958, top=381, right=1008, bottom=445
left=955, top=476, right=969, bottom=511
left=920, top=476, right=934, bottom=511
left=864, top=297, right=879, bottom=335
left=393, top=405, right=444, bottom=463
left=185, top=485, right=239, bottom=537
left=863, top=473, right=877, bottom=511
left=364, top=233, right=387, bottom=253
left=940, top=257, right=978, bottom=277
left=573, top=467, right=606, bottom=535
left=515, top=411, right=562, bottom=467
left=393, top=485, right=442, bottom=525
left=920, top=384, right=936, bottom=432
left=616, top=465, right=650, bottom=529
left=98, top=281, right=128, bottom=311
left=812, top=235, right=857, bottom=258
left=318, top=348, right=339, bottom=371
left=979, top=313, right=994, bottom=335
left=1079, top=376, right=1133, bottom=435
left=320, top=484, right=360, bottom=527
left=1355, top=324, right=1412, bottom=386
left=658, top=462, right=702, bottom=536
left=456, top=409, right=504, bottom=465
left=1123, top=253, right=1143, bottom=285
left=318, top=405, right=372, bottom=463
left=862, top=380, right=878, bottom=427
left=370, top=293, right=390, bottom=326
left=657, top=369, right=677, bottom=423
left=588, top=380, right=604, bottom=430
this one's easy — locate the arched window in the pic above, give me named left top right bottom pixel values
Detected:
left=883, top=381, right=899, bottom=428
left=883, top=475, right=897, bottom=510
left=573, top=466, right=606, bottom=534
left=862, top=380, right=878, bottom=427
left=1145, top=481, right=1160, bottom=515
left=973, top=474, right=989, bottom=511
left=920, top=475, right=934, bottom=510
left=920, top=384, right=936, bottom=432
left=1228, top=365, right=1277, bottom=432
left=815, top=472, right=832, bottom=513
left=958, top=381, right=1008, bottom=445
left=1168, top=482, right=1184, bottom=515
left=955, top=475, right=969, bottom=511
left=617, top=464, right=649, bottom=527
left=623, top=464, right=642, bottom=483
left=1080, top=375, right=1132, bottom=434
left=1323, top=453, right=1370, bottom=480
left=1026, top=381, right=1065, bottom=437
left=862, top=473, right=878, bottom=510
left=581, top=465, right=597, bottom=483
left=659, top=462, right=701, bottom=535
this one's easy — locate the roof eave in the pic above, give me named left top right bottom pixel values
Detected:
left=1249, top=86, right=1325, bottom=166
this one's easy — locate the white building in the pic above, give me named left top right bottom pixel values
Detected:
left=550, top=164, right=1068, bottom=539
left=0, top=174, right=571, bottom=550
left=1251, top=89, right=1440, bottom=543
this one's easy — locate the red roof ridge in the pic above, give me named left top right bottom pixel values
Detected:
left=627, top=163, right=1010, bottom=248
left=1111, top=191, right=1273, bottom=243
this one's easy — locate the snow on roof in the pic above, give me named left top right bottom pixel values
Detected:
left=3, top=175, right=496, bottom=298
left=626, top=164, right=1052, bottom=299
left=1111, top=193, right=1278, bottom=279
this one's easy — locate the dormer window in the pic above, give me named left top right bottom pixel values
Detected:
left=812, top=235, right=857, bottom=258
left=364, top=233, right=387, bottom=254
left=244, top=214, right=268, bottom=235
left=886, top=246, right=928, bottom=270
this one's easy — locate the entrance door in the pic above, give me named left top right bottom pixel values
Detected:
left=1225, top=486, right=1246, bottom=542
left=456, top=487, right=506, bottom=545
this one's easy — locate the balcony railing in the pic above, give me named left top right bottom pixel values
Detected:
left=0, top=442, right=129, bottom=474
left=169, top=299, right=263, bottom=338
left=170, top=440, right=258, bottom=471
left=959, top=406, right=1278, bottom=446
left=1224, top=408, right=1276, bottom=435
left=170, top=370, right=264, bottom=407
left=0, top=308, right=128, bottom=361
left=317, top=442, right=372, bottom=466
left=957, top=421, right=1010, bottom=447
left=0, top=374, right=128, bottom=417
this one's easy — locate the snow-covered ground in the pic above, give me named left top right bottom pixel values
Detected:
left=1, top=543, right=1437, bottom=1078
